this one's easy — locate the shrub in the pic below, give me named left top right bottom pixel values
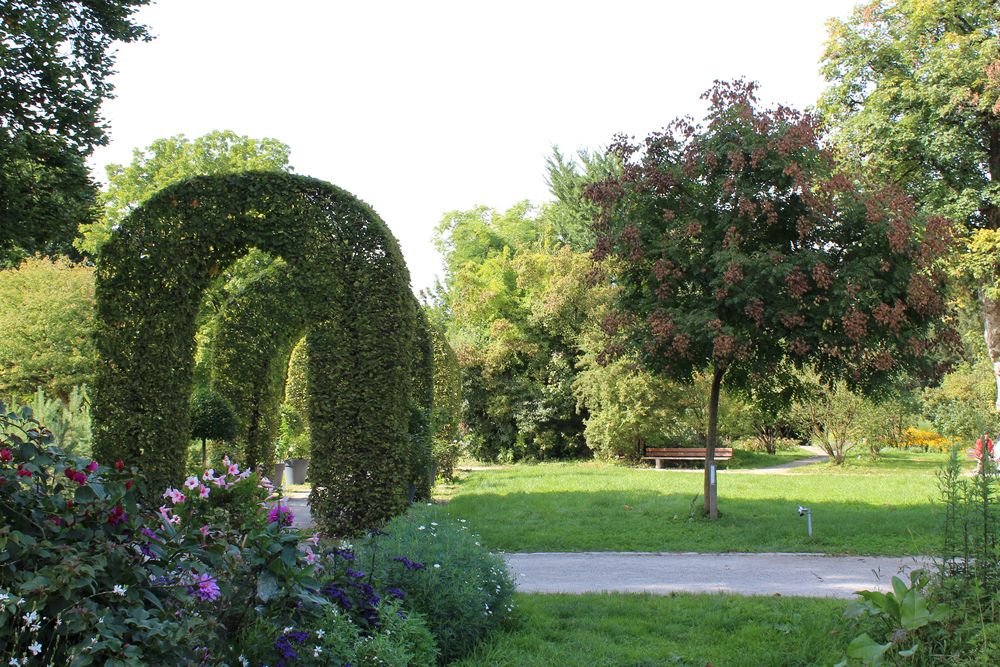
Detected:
left=901, top=427, right=954, bottom=452
left=355, top=504, right=516, bottom=663
left=0, top=405, right=442, bottom=667
left=25, top=385, right=92, bottom=456
left=236, top=601, right=437, bottom=667
left=0, top=258, right=96, bottom=399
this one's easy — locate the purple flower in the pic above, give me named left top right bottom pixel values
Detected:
left=345, top=568, right=364, bottom=579
left=385, top=587, right=405, bottom=600
left=393, top=556, right=425, bottom=570
left=189, top=572, right=220, bottom=601
left=268, top=505, right=294, bottom=527
left=333, top=548, right=355, bottom=561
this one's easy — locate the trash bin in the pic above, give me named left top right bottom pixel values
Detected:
left=272, top=461, right=292, bottom=488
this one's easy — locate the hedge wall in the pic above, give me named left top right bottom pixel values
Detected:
left=93, top=171, right=427, bottom=533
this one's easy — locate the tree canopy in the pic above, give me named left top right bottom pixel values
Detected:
left=587, top=80, right=953, bottom=516
left=0, top=0, right=151, bottom=266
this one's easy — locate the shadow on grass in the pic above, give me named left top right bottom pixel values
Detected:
left=442, top=489, right=939, bottom=556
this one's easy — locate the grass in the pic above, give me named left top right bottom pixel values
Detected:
left=436, top=450, right=955, bottom=555
left=449, top=593, right=850, bottom=667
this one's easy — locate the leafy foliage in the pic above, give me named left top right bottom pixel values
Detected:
left=78, top=130, right=293, bottom=255
left=0, top=258, right=96, bottom=399
left=427, top=315, right=462, bottom=480
left=355, top=504, right=516, bottom=663
left=92, top=171, right=428, bottom=534
left=0, top=0, right=150, bottom=265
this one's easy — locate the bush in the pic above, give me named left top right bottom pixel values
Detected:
left=355, top=504, right=516, bottom=663
left=0, top=403, right=441, bottom=666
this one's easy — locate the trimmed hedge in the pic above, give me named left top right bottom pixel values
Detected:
left=92, top=171, right=429, bottom=533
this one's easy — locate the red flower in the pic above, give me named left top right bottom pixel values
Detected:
left=114, top=460, right=125, bottom=471
left=86, top=461, right=99, bottom=473
left=0, top=448, right=11, bottom=462
left=17, top=469, right=32, bottom=478
left=125, top=480, right=134, bottom=490
left=64, top=468, right=87, bottom=485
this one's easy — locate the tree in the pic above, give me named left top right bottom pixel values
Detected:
left=0, top=0, right=151, bottom=265
left=0, top=257, right=96, bottom=399
left=189, top=389, right=238, bottom=469
left=78, top=130, right=293, bottom=254
left=819, top=0, right=1000, bottom=409
left=587, top=80, right=952, bottom=517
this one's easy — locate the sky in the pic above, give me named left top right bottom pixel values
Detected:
left=90, top=0, right=861, bottom=293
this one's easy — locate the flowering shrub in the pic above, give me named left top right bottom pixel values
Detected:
left=355, top=503, right=516, bottom=663
left=1, top=405, right=443, bottom=666
left=901, top=427, right=954, bottom=452
left=0, top=406, right=211, bottom=665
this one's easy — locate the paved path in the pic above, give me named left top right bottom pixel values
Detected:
left=503, top=551, right=931, bottom=598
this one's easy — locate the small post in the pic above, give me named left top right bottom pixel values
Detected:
left=798, top=505, right=812, bottom=538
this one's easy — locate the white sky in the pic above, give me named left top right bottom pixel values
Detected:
left=90, top=0, right=860, bottom=293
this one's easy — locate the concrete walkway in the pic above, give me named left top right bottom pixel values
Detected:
left=503, top=551, right=931, bottom=599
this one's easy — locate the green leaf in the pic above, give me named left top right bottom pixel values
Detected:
left=899, top=586, right=932, bottom=631
left=846, top=633, right=890, bottom=666
left=898, top=644, right=919, bottom=657
left=257, top=571, right=279, bottom=602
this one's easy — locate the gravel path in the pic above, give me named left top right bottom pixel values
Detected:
left=503, top=551, right=932, bottom=598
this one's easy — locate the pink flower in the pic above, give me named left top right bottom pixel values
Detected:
left=0, top=448, right=11, bottom=462
left=170, top=514, right=181, bottom=526
left=304, top=547, right=316, bottom=564
left=183, top=476, right=199, bottom=490
left=86, top=461, right=99, bottom=473
left=199, top=525, right=210, bottom=536
left=238, top=469, right=251, bottom=480
left=163, top=488, right=185, bottom=504
left=308, top=533, right=321, bottom=546
left=158, top=505, right=173, bottom=523
left=64, top=468, right=87, bottom=485
left=198, top=485, right=210, bottom=499
left=267, top=505, right=294, bottom=527
left=203, top=469, right=215, bottom=481
left=227, top=463, right=239, bottom=476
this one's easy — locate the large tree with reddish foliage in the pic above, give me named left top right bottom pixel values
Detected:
left=587, top=80, right=953, bottom=518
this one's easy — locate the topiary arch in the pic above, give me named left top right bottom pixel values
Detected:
left=92, top=171, right=430, bottom=533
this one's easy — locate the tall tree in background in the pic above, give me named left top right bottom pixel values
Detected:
left=431, top=150, right=618, bottom=462
left=78, top=130, right=293, bottom=254
left=819, top=0, right=1000, bottom=409
left=0, top=0, right=151, bottom=265
left=587, top=80, right=952, bottom=518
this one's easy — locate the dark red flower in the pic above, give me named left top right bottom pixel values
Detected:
left=114, top=460, right=125, bottom=471
left=17, top=469, right=32, bottom=478
left=0, top=448, right=11, bottom=463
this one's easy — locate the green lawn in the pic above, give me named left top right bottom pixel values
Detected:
left=449, top=593, right=850, bottom=667
left=437, top=451, right=954, bottom=555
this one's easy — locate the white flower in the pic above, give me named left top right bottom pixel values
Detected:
left=112, top=585, right=127, bottom=596
left=316, top=628, right=325, bottom=638
left=238, top=656, right=249, bottom=667
left=0, top=591, right=8, bottom=602
left=417, top=525, right=425, bottom=530
left=313, top=646, right=322, bottom=657
left=23, top=610, right=38, bottom=625
left=28, top=642, right=42, bottom=656
left=433, top=563, right=441, bottom=568
left=283, top=626, right=293, bottom=634
left=430, top=522, right=438, bottom=526
left=9, top=657, right=21, bottom=666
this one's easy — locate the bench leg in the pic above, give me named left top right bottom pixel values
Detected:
left=655, top=459, right=664, bottom=470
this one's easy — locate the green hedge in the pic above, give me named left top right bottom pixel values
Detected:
left=92, top=171, right=429, bottom=533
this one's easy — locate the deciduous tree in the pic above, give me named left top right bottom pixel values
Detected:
left=588, top=80, right=952, bottom=517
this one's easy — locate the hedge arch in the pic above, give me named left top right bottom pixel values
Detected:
left=93, top=171, right=428, bottom=533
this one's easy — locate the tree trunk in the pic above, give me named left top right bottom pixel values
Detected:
left=981, top=290, right=1000, bottom=414
left=703, top=366, right=725, bottom=519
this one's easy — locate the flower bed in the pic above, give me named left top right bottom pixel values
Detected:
left=1, top=406, right=508, bottom=665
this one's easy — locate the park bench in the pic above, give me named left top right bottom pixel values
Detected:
left=642, top=447, right=733, bottom=469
